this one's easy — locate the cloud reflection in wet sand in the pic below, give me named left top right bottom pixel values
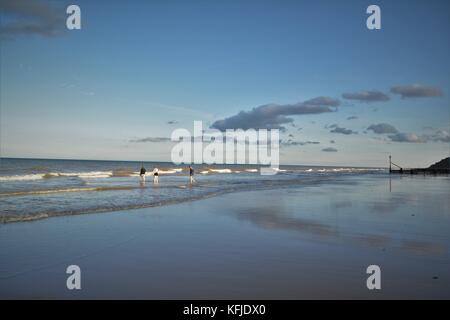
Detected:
left=401, top=240, right=446, bottom=256
left=229, top=206, right=445, bottom=256
left=234, top=207, right=337, bottom=237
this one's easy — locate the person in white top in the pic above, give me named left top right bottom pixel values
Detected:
left=189, top=165, right=195, bottom=184
left=153, top=168, right=159, bottom=184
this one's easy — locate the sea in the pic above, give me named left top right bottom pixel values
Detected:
left=0, top=158, right=385, bottom=223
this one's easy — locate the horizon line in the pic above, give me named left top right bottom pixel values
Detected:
left=0, top=156, right=384, bottom=169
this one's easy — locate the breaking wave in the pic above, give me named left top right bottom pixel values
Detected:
left=0, top=186, right=136, bottom=198
left=0, top=171, right=114, bottom=181
left=0, top=166, right=384, bottom=182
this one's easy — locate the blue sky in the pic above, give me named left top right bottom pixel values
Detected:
left=1, top=0, right=449, bottom=167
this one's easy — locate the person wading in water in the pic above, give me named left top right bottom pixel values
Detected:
left=153, top=167, right=159, bottom=184
left=189, top=165, right=195, bottom=184
left=139, top=164, right=146, bottom=182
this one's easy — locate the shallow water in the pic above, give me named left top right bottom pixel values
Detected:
left=0, top=158, right=383, bottom=222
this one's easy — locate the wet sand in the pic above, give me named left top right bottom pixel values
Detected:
left=0, top=174, right=449, bottom=299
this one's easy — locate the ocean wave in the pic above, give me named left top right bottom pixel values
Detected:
left=58, top=171, right=114, bottom=178
left=0, top=186, right=137, bottom=197
left=0, top=169, right=189, bottom=181
left=0, top=170, right=388, bottom=224
left=0, top=171, right=114, bottom=181
left=0, top=167, right=385, bottom=182
left=209, top=169, right=233, bottom=173
left=156, top=168, right=183, bottom=174
left=196, top=168, right=258, bottom=174
left=287, top=167, right=385, bottom=173
left=111, top=169, right=136, bottom=177
left=0, top=174, right=45, bottom=181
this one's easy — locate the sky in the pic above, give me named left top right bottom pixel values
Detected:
left=1, top=0, right=449, bottom=167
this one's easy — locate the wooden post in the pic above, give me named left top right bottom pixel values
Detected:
left=389, top=155, right=392, bottom=173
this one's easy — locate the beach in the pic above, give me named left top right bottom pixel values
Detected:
left=1, top=172, right=449, bottom=299
left=1, top=0, right=449, bottom=309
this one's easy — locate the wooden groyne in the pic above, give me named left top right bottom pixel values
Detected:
left=389, top=156, right=450, bottom=175
left=390, top=168, right=450, bottom=175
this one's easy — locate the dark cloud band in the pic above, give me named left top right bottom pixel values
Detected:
left=211, top=96, right=340, bottom=131
left=0, top=0, right=65, bottom=38
left=367, top=123, right=398, bottom=134
left=390, top=85, right=443, bottom=99
left=342, top=91, right=390, bottom=103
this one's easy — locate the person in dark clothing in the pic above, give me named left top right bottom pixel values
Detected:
left=140, top=164, right=146, bottom=182
left=189, top=165, right=195, bottom=184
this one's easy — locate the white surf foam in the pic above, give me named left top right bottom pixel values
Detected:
left=0, top=171, right=113, bottom=181
left=0, top=174, right=46, bottom=182
left=209, top=169, right=232, bottom=173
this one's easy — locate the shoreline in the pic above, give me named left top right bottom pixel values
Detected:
left=0, top=173, right=369, bottom=224
left=1, top=172, right=446, bottom=225
left=0, top=188, right=225, bottom=224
